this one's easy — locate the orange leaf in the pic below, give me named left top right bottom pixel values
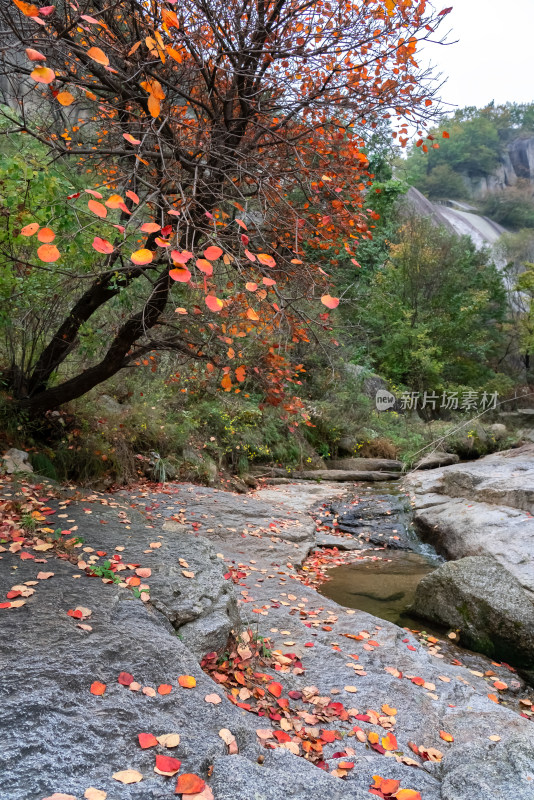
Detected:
left=382, top=732, right=398, bottom=750
left=20, top=222, right=39, bottom=236
left=147, top=94, right=161, bottom=118
left=493, top=680, right=508, bottom=691
left=178, top=675, right=196, bottom=688
left=169, top=267, right=191, bottom=283
left=262, top=277, right=276, bottom=286
left=12, top=0, right=39, bottom=17
left=257, top=253, right=276, bottom=267
left=123, top=133, right=141, bottom=146
left=395, top=790, right=422, bottom=800
left=244, top=249, right=256, bottom=262
left=30, top=66, right=55, bottom=84
left=56, top=91, right=74, bottom=106
left=140, top=222, right=161, bottom=233
left=135, top=567, right=151, bottom=578
left=138, top=732, right=159, bottom=749
left=196, top=258, right=213, bottom=276
left=37, top=244, right=60, bottom=262
left=37, top=227, right=55, bottom=243
left=171, top=250, right=193, bottom=264
left=267, top=681, right=282, bottom=698
left=92, top=237, right=114, bottom=254
left=246, top=308, right=259, bottom=321
left=87, top=46, right=109, bottom=66
left=245, top=282, right=258, bottom=292
left=205, top=295, right=223, bottom=312
left=381, top=778, right=400, bottom=794
left=381, top=704, right=397, bottom=716
left=321, top=295, right=339, bottom=309
left=158, top=683, right=173, bottom=695
left=90, top=681, right=106, bottom=696
left=175, top=774, right=206, bottom=795
left=131, top=248, right=153, bottom=265
left=88, top=199, right=107, bottom=218
left=204, top=245, right=223, bottom=260
left=439, top=730, right=454, bottom=742
left=235, top=366, right=246, bottom=383
left=221, top=373, right=232, bottom=391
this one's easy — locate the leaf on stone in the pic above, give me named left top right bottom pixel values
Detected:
left=138, top=732, right=158, bottom=749
left=157, top=733, right=181, bottom=748
left=90, top=681, right=106, bottom=696
left=42, top=794, right=77, bottom=800
left=158, top=683, right=173, bottom=695
left=267, top=681, right=282, bottom=698
left=143, top=686, right=157, bottom=697
left=439, top=730, right=454, bottom=742
left=204, top=693, right=222, bottom=705
left=395, top=790, right=422, bottom=800
left=175, top=774, right=206, bottom=795
left=178, top=675, right=196, bottom=688
left=381, top=732, right=398, bottom=750
left=154, top=754, right=181, bottom=776
left=112, top=769, right=143, bottom=784
left=381, top=704, right=397, bottom=716
left=135, top=567, right=151, bottom=578
left=118, top=672, right=135, bottom=686
left=84, top=789, right=107, bottom=800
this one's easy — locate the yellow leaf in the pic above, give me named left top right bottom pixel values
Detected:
left=147, top=94, right=160, bottom=118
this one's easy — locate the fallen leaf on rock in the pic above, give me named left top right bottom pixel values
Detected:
left=37, top=572, right=54, bottom=580
left=182, top=570, right=195, bottom=578
left=489, top=735, right=501, bottom=742
left=112, top=770, right=143, bottom=784
left=178, top=675, right=196, bottom=688
left=205, top=693, right=222, bottom=705
left=84, top=789, right=107, bottom=800
left=158, top=683, right=173, bottom=695
left=256, top=729, right=274, bottom=741
left=219, top=728, right=238, bottom=753
left=42, top=794, right=77, bottom=800
left=157, top=733, right=181, bottom=748
left=188, top=787, right=214, bottom=800
left=381, top=732, right=398, bottom=750
left=175, top=773, right=206, bottom=795
left=150, top=542, right=162, bottom=549
left=381, top=704, right=397, bottom=716
left=154, top=754, right=181, bottom=776
left=90, top=681, right=106, bottom=696
left=143, top=686, right=157, bottom=697
left=493, top=680, right=508, bottom=691
left=138, top=732, right=159, bottom=749
left=344, top=686, right=358, bottom=693
left=395, top=790, right=422, bottom=800
left=129, top=681, right=141, bottom=691
left=118, top=672, right=135, bottom=686
left=439, top=730, right=454, bottom=743
left=136, top=567, right=151, bottom=578
left=267, top=681, right=282, bottom=698
left=77, top=624, right=93, bottom=632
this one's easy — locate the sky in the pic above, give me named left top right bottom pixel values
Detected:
left=421, top=0, right=534, bottom=113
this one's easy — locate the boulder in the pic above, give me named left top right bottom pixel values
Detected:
left=411, top=556, right=534, bottom=667
left=414, top=450, right=459, bottom=470
left=488, top=423, right=507, bottom=440
left=327, top=457, right=402, bottom=472
left=344, top=362, right=388, bottom=399
left=1, top=448, right=33, bottom=474
left=267, top=468, right=400, bottom=482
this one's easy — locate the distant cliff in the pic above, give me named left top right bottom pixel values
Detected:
left=463, top=136, right=534, bottom=198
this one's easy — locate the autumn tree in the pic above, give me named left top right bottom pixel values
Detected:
left=0, top=0, right=450, bottom=416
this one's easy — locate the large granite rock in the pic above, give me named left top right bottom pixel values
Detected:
left=415, top=450, right=459, bottom=470
left=411, top=556, right=534, bottom=667
left=1, top=447, right=33, bottom=473
left=404, top=445, right=534, bottom=596
left=326, top=457, right=402, bottom=472
left=1, top=478, right=533, bottom=800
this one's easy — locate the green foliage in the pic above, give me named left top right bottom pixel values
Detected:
left=353, top=215, right=507, bottom=393
left=480, top=190, right=534, bottom=230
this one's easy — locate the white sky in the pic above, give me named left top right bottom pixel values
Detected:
left=422, top=0, right=534, bottom=113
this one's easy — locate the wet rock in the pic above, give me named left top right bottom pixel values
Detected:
left=2, top=447, right=33, bottom=473
left=411, top=556, right=534, bottom=667
left=414, top=451, right=459, bottom=470
left=267, top=467, right=401, bottom=482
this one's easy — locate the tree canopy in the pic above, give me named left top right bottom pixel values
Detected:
left=0, top=0, right=449, bottom=415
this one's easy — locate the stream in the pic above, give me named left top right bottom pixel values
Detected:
left=314, top=483, right=445, bottom=632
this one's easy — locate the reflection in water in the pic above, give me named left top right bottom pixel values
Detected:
left=318, top=550, right=440, bottom=631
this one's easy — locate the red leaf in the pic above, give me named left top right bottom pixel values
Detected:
left=155, top=754, right=181, bottom=775
left=138, top=732, right=159, bottom=749
left=267, top=681, right=282, bottom=698
left=118, top=672, right=135, bottom=686
left=92, top=237, right=114, bottom=254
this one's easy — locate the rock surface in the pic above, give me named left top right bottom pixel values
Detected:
left=326, top=458, right=402, bottom=473
left=414, top=451, right=459, bottom=470
left=1, top=476, right=533, bottom=800
left=411, top=556, right=534, bottom=667
left=1, top=447, right=33, bottom=473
